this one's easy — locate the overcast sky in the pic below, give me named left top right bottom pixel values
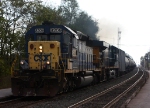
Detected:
left=42, top=0, right=150, bottom=64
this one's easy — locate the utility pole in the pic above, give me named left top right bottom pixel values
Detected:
left=118, top=28, right=121, bottom=48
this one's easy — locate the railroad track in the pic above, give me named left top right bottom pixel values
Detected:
left=0, top=68, right=143, bottom=108
left=0, top=96, right=23, bottom=104
left=68, top=68, right=147, bottom=108
left=0, top=96, right=48, bottom=108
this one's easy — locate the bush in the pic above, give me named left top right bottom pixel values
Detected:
left=0, top=58, right=11, bottom=89
left=0, top=58, right=11, bottom=77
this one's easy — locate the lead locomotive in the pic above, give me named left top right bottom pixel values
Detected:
left=11, top=21, right=136, bottom=96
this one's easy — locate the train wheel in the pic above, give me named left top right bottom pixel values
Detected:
left=69, top=80, right=74, bottom=91
left=63, top=78, right=69, bottom=92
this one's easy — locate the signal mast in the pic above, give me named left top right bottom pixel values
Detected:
left=118, top=28, right=121, bottom=48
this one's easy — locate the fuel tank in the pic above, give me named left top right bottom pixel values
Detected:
left=76, top=76, right=93, bottom=88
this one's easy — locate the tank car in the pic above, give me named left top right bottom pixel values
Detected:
left=125, top=54, right=136, bottom=72
left=11, top=21, right=136, bottom=96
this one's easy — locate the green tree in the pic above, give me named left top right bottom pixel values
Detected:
left=32, top=5, right=66, bottom=26
left=0, top=0, right=43, bottom=76
left=72, top=11, right=99, bottom=40
left=58, top=0, right=79, bottom=26
left=58, top=0, right=99, bottom=40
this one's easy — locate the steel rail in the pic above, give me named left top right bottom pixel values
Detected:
left=68, top=68, right=139, bottom=108
left=103, top=69, right=144, bottom=108
left=0, top=97, right=25, bottom=104
left=0, top=96, right=49, bottom=108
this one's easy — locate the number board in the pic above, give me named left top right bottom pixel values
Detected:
left=35, top=28, right=44, bottom=33
left=50, top=28, right=62, bottom=33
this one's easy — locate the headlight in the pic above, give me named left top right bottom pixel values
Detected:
left=39, top=49, right=42, bottom=53
left=39, top=45, right=42, bottom=52
left=20, top=61, right=24, bottom=65
left=39, top=46, right=42, bottom=49
left=20, top=60, right=29, bottom=69
left=46, top=61, right=50, bottom=65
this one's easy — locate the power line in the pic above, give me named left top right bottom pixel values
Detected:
left=119, top=44, right=150, bottom=47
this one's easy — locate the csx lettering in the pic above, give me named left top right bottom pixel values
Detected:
left=50, top=28, right=62, bottom=33
left=34, top=55, right=49, bottom=61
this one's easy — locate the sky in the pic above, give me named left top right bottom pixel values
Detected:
left=42, top=0, right=150, bottom=65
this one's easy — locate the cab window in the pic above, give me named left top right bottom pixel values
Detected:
left=37, top=35, right=47, bottom=41
left=63, top=31, right=70, bottom=45
left=73, top=37, right=77, bottom=48
left=50, top=35, right=60, bottom=41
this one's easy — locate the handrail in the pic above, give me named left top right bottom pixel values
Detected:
left=11, top=53, right=18, bottom=77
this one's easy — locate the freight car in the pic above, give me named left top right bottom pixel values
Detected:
left=11, top=21, right=136, bottom=96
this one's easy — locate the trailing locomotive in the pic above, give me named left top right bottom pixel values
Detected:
left=11, top=21, right=136, bottom=96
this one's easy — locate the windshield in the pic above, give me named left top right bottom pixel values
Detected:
left=50, top=35, right=60, bottom=41
left=63, top=31, right=71, bottom=45
left=37, top=35, right=47, bottom=41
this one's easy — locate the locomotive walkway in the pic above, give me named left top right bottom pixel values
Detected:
left=127, top=70, right=150, bottom=108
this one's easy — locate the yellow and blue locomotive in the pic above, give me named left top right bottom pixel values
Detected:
left=11, top=21, right=136, bottom=96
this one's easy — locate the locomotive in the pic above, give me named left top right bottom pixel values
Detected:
left=11, top=21, right=136, bottom=96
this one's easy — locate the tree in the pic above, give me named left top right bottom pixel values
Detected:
left=72, top=11, right=99, bottom=40
left=32, top=5, right=66, bottom=26
left=58, top=0, right=99, bottom=40
left=0, top=0, right=43, bottom=76
left=58, top=0, right=79, bottom=26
